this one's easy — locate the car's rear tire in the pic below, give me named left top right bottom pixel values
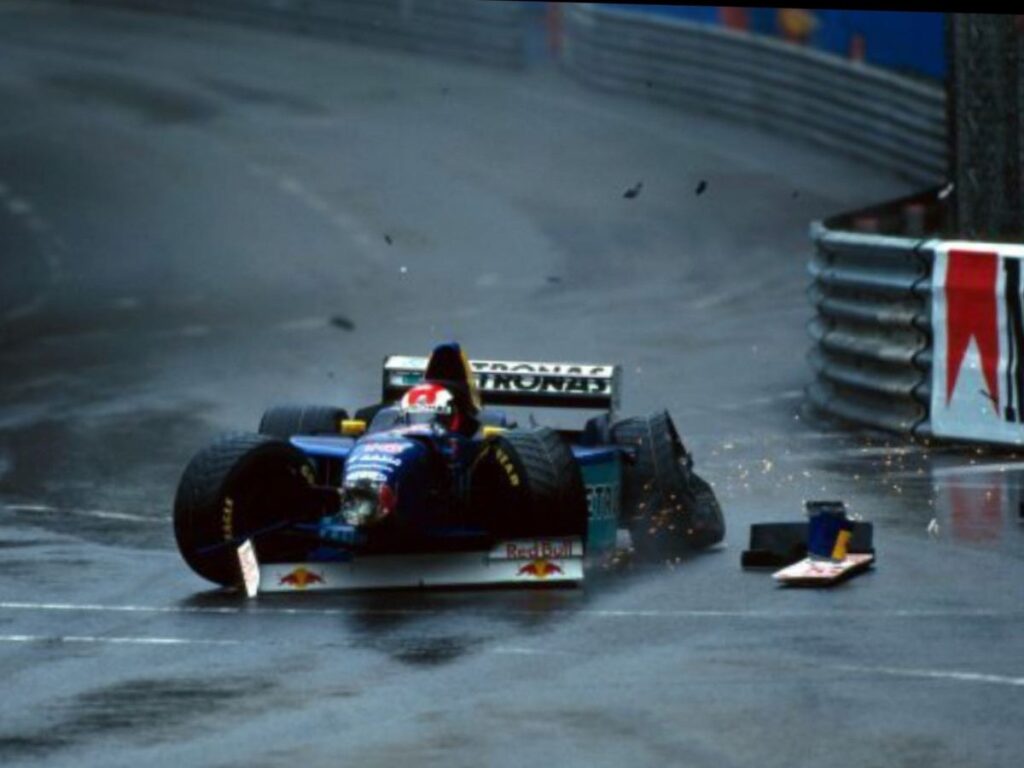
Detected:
left=173, top=433, right=319, bottom=587
left=472, top=427, right=587, bottom=540
left=611, top=411, right=724, bottom=557
left=258, top=404, right=348, bottom=439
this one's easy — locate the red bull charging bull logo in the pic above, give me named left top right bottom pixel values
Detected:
left=278, top=567, right=325, bottom=589
left=516, top=559, right=564, bottom=579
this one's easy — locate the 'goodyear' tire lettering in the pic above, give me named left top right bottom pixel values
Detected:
left=221, top=497, right=234, bottom=541
left=494, top=447, right=520, bottom=487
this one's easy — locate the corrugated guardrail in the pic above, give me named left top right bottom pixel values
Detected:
left=562, top=4, right=946, bottom=185
left=806, top=189, right=949, bottom=436
left=69, top=0, right=527, bottom=68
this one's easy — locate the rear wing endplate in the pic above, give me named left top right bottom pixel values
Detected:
left=382, top=356, right=621, bottom=411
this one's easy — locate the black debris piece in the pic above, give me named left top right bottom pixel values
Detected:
left=546, top=275, right=563, bottom=284
left=623, top=181, right=643, bottom=199
left=695, top=180, right=708, bottom=195
left=791, top=190, right=800, bottom=198
left=329, top=315, right=355, bottom=331
left=384, top=234, right=393, bottom=245
left=741, top=521, right=875, bottom=569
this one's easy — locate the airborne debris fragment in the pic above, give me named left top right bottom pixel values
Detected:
left=927, top=518, right=940, bottom=537
left=384, top=234, right=393, bottom=245
left=329, top=315, right=355, bottom=331
left=623, top=181, right=643, bottom=199
left=695, top=180, right=707, bottom=195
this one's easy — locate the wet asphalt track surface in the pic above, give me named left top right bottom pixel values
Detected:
left=1, top=3, right=1023, bottom=766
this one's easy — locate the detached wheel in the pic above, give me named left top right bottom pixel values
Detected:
left=258, top=404, right=348, bottom=439
left=611, top=411, right=724, bottom=557
left=472, top=427, right=587, bottom=539
left=173, top=433, right=319, bottom=587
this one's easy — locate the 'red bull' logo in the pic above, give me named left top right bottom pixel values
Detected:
left=516, top=559, right=564, bottom=579
left=278, top=567, right=325, bottom=589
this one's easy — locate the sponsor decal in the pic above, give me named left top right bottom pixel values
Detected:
left=516, top=559, right=565, bottom=579
left=504, top=539, right=575, bottom=560
left=470, top=361, right=612, bottom=398
left=344, top=469, right=387, bottom=483
left=363, top=441, right=407, bottom=454
left=278, top=567, right=325, bottom=589
left=932, top=242, right=1024, bottom=443
left=385, top=358, right=616, bottom=400
left=349, top=453, right=402, bottom=467
left=478, top=373, right=608, bottom=397
left=585, top=484, right=617, bottom=522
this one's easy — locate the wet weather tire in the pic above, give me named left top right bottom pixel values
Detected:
left=611, top=411, right=724, bottom=557
left=173, top=433, right=318, bottom=587
left=258, top=404, right=348, bottom=439
left=473, top=427, right=587, bottom=540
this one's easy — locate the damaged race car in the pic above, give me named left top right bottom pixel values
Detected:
left=173, top=342, right=724, bottom=593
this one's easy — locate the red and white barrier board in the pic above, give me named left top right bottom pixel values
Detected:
left=932, top=241, right=1024, bottom=444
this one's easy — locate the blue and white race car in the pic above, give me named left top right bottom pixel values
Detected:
left=173, top=343, right=724, bottom=592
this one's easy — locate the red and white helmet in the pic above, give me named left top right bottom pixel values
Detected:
left=400, top=382, right=455, bottom=417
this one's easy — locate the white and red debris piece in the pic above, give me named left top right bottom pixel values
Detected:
left=772, top=553, right=874, bottom=587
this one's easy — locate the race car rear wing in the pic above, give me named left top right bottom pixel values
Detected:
left=382, top=356, right=621, bottom=411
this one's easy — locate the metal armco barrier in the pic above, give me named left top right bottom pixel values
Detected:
left=807, top=189, right=951, bottom=438
left=69, top=0, right=527, bottom=68
left=807, top=224, right=934, bottom=436
left=562, top=4, right=946, bottom=185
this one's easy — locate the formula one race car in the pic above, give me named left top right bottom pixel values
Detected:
left=173, top=343, right=724, bottom=593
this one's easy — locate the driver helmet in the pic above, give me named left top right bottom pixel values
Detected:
left=399, top=382, right=458, bottom=429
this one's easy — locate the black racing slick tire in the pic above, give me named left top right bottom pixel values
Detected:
left=472, top=427, right=588, bottom=540
left=611, top=411, right=725, bottom=557
left=687, top=474, right=726, bottom=550
left=258, top=404, right=348, bottom=439
left=173, top=433, right=319, bottom=587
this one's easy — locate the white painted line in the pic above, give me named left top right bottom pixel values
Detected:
left=1, top=601, right=1021, bottom=621
left=2, top=504, right=166, bottom=523
left=0, top=634, right=239, bottom=646
left=244, top=161, right=385, bottom=265
left=492, top=646, right=576, bottom=657
left=833, top=663, right=1024, bottom=688
left=712, top=390, right=803, bottom=413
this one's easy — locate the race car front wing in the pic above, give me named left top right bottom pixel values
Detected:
left=240, top=537, right=585, bottom=594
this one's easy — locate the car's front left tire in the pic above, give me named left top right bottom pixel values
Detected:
left=173, top=433, right=318, bottom=586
